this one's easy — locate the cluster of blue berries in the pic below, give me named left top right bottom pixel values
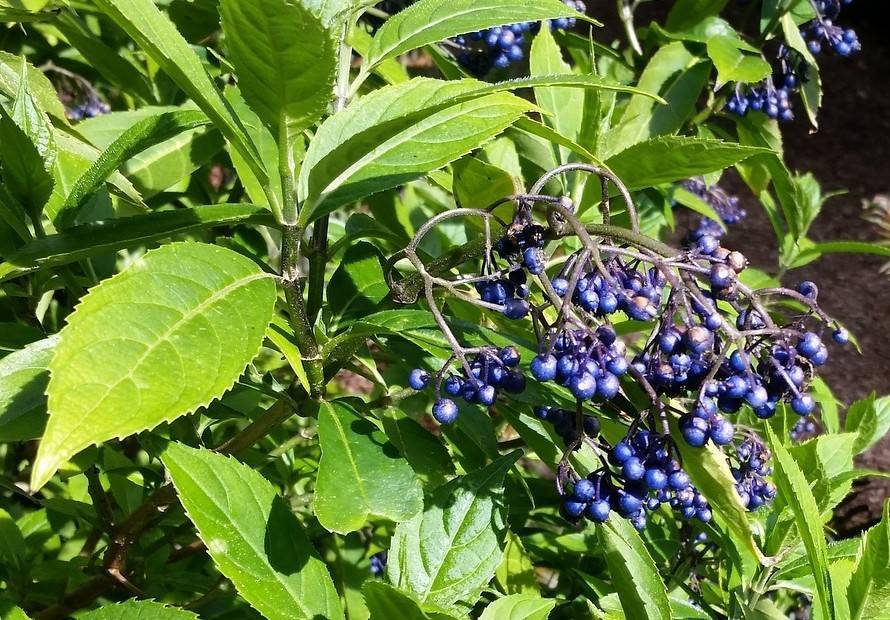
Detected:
left=790, top=416, right=817, bottom=442
left=410, top=346, right=524, bottom=424
left=725, top=77, right=797, bottom=123
left=561, top=430, right=712, bottom=530
left=726, top=1, right=858, bottom=123
left=534, top=405, right=600, bottom=447
left=731, top=436, right=777, bottom=510
left=802, top=0, right=860, bottom=56
left=369, top=551, right=387, bottom=577
left=475, top=269, right=531, bottom=320
left=66, top=97, right=110, bottom=121
left=531, top=325, right=627, bottom=402
left=681, top=178, right=747, bottom=242
left=453, top=0, right=586, bottom=73
left=551, top=258, right=665, bottom=322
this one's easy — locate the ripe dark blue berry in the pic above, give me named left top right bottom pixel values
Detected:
left=432, top=398, right=458, bottom=424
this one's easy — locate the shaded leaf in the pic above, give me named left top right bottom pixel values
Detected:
left=164, top=443, right=344, bottom=620
left=315, top=401, right=424, bottom=534
left=327, top=241, right=389, bottom=329
left=0, top=336, right=57, bottom=442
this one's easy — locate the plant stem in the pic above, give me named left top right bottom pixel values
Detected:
left=307, top=30, right=353, bottom=322
left=281, top=224, right=326, bottom=400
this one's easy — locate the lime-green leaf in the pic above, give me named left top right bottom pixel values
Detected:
left=530, top=27, right=582, bottom=160
left=163, top=443, right=345, bottom=620
left=765, top=424, right=836, bottom=620
left=58, top=110, right=211, bottom=226
left=91, top=0, right=274, bottom=215
left=31, top=243, right=277, bottom=490
left=365, top=0, right=590, bottom=68
left=452, top=156, right=519, bottom=210
left=0, top=335, right=56, bottom=442
left=0, top=61, right=55, bottom=214
left=846, top=395, right=890, bottom=455
left=220, top=0, right=336, bottom=140
left=597, top=518, right=671, bottom=620
left=671, top=419, right=767, bottom=567
left=78, top=599, right=198, bottom=619
left=389, top=451, right=522, bottom=610
left=606, top=137, right=770, bottom=190
left=479, top=593, right=556, bottom=620
left=315, top=400, right=424, bottom=534
left=0, top=51, right=67, bottom=121
left=707, top=35, right=771, bottom=86
left=848, top=502, right=890, bottom=620
left=495, top=531, right=539, bottom=595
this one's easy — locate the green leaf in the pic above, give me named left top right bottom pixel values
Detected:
left=530, top=27, right=583, bottom=160
left=220, top=0, right=336, bottom=141
left=163, top=442, right=345, bottom=620
left=479, top=593, right=556, bottom=620
left=363, top=581, right=439, bottom=620
left=315, top=400, right=424, bottom=534
left=0, top=61, right=55, bottom=214
left=388, top=451, right=522, bottom=610
left=78, top=600, right=199, bottom=619
left=781, top=13, right=822, bottom=127
left=0, top=507, right=27, bottom=576
left=0, top=602, right=29, bottom=620
left=846, top=395, right=890, bottom=455
left=1, top=204, right=272, bottom=282
left=495, top=531, right=539, bottom=595
left=0, top=336, right=56, bottom=442
left=31, top=243, right=277, bottom=490
left=381, top=408, right=455, bottom=488
left=365, top=0, right=590, bottom=68
left=326, top=241, right=389, bottom=329
left=58, top=110, right=211, bottom=226
left=0, top=51, right=67, bottom=121
left=452, top=156, right=519, bottom=210
left=54, top=13, right=157, bottom=105
left=92, top=0, right=275, bottom=216
left=707, top=35, right=771, bottom=86
left=671, top=422, right=767, bottom=567
left=848, top=502, right=890, bottom=620
left=665, top=0, right=729, bottom=32
left=765, top=424, right=836, bottom=620
left=597, top=518, right=671, bottom=620
left=606, top=42, right=702, bottom=156
left=605, top=137, right=770, bottom=190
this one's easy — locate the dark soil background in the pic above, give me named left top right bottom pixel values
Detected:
left=594, top=2, right=890, bottom=534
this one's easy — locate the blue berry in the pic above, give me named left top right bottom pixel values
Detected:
left=432, top=399, right=459, bottom=424
left=408, top=368, right=430, bottom=390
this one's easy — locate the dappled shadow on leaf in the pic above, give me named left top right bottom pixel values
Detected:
left=264, top=496, right=312, bottom=575
left=348, top=417, right=401, bottom=460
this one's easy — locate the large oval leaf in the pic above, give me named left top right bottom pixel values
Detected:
left=388, top=451, right=521, bottom=610
left=31, top=242, right=276, bottom=490
left=163, top=442, right=344, bottom=620
left=365, top=0, right=589, bottom=68
left=315, top=400, right=424, bottom=533
left=597, top=518, right=671, bottom=620
left=220, top=0, right=336, bottom=139
left=479, top=593, right=556, bottom=620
